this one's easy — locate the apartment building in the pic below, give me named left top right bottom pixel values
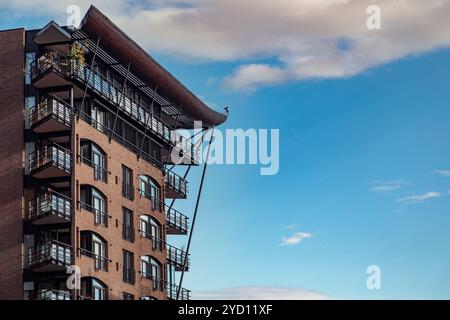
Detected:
left=0, top=5, right=227, bottom=300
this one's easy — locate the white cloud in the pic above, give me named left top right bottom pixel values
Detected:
left=370, top=179, right=410, bottom=193
left=434, top=170, right=450, bottom=177
left=192, top=286, right=330, bottom=300
left=282, top=224, right=296, bottom=230
left=4, top=1, right=450, bottom=90
left=397, top=192, right=442, bottom=204
left=281, top=232, right=312, bottom=246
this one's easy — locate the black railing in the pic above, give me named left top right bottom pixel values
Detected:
left=79, top=201, right=110, bottom=227
left=28, top=191, right=72, bottom=222
left=141, top=273, right=165, bottom=292
left=165, top=171, right=188, bottom=198
left=138, top=189, right=162, bottom=212
left=167, top=282, right=191, bottom=300
left=123, top=267, right=136, bottom=284
left=122, top=224, right=135, bottom=242
left=166, top=243, right=190, bottom=271
left=36, top=289, right=71, bottom=300
left=29, top=51, right=70, bottom=81
left=122, top=183, right=134, bottom=201
left=29, top=96, right=72, bottom=129
left=78, top=155, right=109, bottom=183
left=165, top=206, right=189, bottom=234
left=28, top=240, right=72, bottom=268
left=29, top=143, right=72, bottom=174
left=30, top=52, right=199, bottom=164
left=140, top=231, right=164, bottom=252
left=79, top=248, right=110, bottom=272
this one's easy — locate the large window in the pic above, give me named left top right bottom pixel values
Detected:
left=140, top=215, right=163, bottom=251
left=80, top=185, right=108, bottom=227
left=122, top=165, right=134, bottom=200
left=139, top=175, right=161, bottom=211
left=140, top=256, right=162, bottom=290
left=122, top=207, right=134, bottom=242
left=80, top=231, right=108, bottom=271
left=123, top=250, right=135, bottom=284
left=81, top=277, right=107, bottom=300
left=80, top=140, right=107, bottom=182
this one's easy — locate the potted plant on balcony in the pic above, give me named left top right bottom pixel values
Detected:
left=67, top=43, right=86, bottom=68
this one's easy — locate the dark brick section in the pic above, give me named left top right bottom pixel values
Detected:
left=0, top=29, right=25, bottom=299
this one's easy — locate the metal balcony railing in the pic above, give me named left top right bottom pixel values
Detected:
left=138, top=189, right=162, bottom=212
left=167, top=282, right=191, bottom=300
left=165, top=206, right=189, bottom=234
left=29, top=96, right=72, bottom=129
left=78, top=155, right=109, bottom=183
left=36, top=289, right=71, bottom=300
left=29, top=51, right=70, bottom=81
left=140, top=273, right=165, bottom=292
left=122, top=224, right=135, bottom=242
left=123, top=267, right=136, bottom=284
left=79, top=248, right=110, bottom=272
left=29, top=143, right=72, bottom=174
left=122, top=183, right=134, bottom=201
left=29, top=52, right=198, bottom=164
left=28, top=240, right=72, bottom=269
left=166, top=243, right=190, bottom=271
left=165, top=171, right=188, bottom=198
left=27, top=191, right=72, bottom=223
left=79, top=201, right=110, bottom=227
left=139, top=231, right=165, bottom=252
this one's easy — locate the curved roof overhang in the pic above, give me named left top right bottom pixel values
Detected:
left=79, top=5, right=227, bottom=129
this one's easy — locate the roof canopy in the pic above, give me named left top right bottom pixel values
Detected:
left=80, top=5, right=227, bottom=129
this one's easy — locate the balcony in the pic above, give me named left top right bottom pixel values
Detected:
left=167, top=282, right=191, bottom=300
left=27, top=191, right=72, bottom=225
left=165, top=171, right=188, bottom=199
left=30, top=53, right=198, bottom=164
left=29, top=96, right=72, bottom=134
left=30, top=52, right=73, bottom=89
left=36, top=289, right=71, bottom=300
left=165, top=206, right=189, bottom=235
left=29, top=143, right=72, bottom=180
left=28, top=240, right=72, bottom=272
left=167, top=244, right=190, bottom=272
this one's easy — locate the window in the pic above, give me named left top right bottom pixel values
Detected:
left=91, top=103, right=107, bottom=132
left=122, top=165, right=134, bottom=200
left=25, top=52, right=36, bottom=84
left=141, top=296, right=157, bottom=300
left=80, top=185, right=108, bottom=227
left=81, top=277, right=107, bottom=300
left=122, top=208, right=134, bottom=242
left=80, top=231, right=108, bottom=271
left=139, top=175, right=161, bottom=211
left=140, top=215, right=162, bottom=251
left=123, top=293, right=134, bottom=300
left=80, top=141, right=107, bottom=182
left=123, top=250, right=135, bottom=284
left=140, top=256, right=162, bottom=290
left=25, top=96, right=36, bottom=110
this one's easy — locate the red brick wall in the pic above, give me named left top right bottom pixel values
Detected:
left=0, top=29, right=25, bottom=300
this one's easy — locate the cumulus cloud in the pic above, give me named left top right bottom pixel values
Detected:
left=370, top=179, right=410, bottom=193
left=192, top=286, right=330, bottom=300
left=3, top=0, right=450, bottom=90
left=397, top=192, right=442, bottom=204
left=281, top=232, right=312, bottom=246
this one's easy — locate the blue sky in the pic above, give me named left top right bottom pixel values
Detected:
left=2, top=1, right=450, bottom=299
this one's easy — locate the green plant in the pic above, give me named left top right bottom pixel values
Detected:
left=68, top=43, right=85, bottom=66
